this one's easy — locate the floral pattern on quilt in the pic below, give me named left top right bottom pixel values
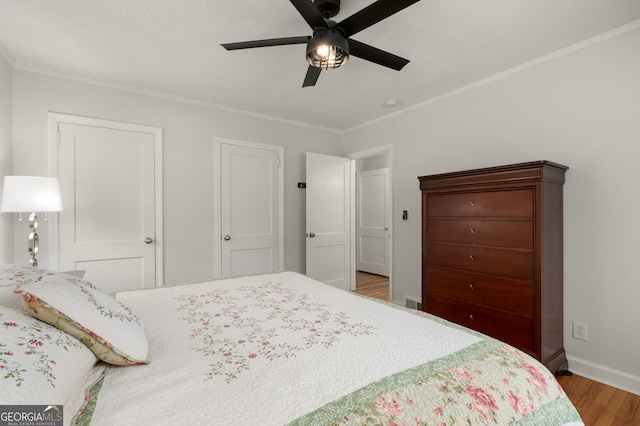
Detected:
left=1, top=308, right=86, bottom=387
left=66, top=276, right=142, bottom=325
left=0, top=265, right=57, bottom=310
left=0, top=265, right=56, bottom=286
left=176, top=281, right=377, bottom=382
left=333, top=345, right=569, bottom=425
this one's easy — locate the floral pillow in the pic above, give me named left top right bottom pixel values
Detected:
left=0, top=305, right=98, bottom=405
left=16, top=275, right=149, bottom=366
left=0, top=264, right=56, bottom=310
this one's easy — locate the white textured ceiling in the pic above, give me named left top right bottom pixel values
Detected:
left=1, top=0, right=639, bottom=131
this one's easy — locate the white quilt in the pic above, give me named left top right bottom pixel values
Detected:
left=88, top=272, right=481, bottom=425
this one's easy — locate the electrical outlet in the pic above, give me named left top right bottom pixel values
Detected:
left=572, top=321, right=588, bottom=341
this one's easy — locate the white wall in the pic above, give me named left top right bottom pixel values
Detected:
left=0, top=53, right=13, bottom=263
left=343, top=26, right=640, bottom=392
left=6, top=19, right=640, bottom=395
left=11, top=71, right=342, bottom=284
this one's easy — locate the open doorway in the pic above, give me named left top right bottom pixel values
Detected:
left=349, top=146, right=392, bottom=302
left=354, top=271, right=389, bottom=301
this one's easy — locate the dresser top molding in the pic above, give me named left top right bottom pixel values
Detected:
left=418, top=161, right=569, bottom=190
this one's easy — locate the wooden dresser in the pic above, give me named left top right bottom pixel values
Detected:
left=418, top=161, right=568, bottom=373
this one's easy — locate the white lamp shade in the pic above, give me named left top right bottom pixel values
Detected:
left=1, top=176, right=63, bottom=213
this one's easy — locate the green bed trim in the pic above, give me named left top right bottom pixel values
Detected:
left=514, top=398, right=583, bottom=425
left=288, top=338, right=500, bottom=426
left=71, top=373, right=105, bottom=426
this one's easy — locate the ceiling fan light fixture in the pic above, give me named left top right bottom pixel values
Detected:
left=306, top=29, right=349, bottom=69
left=223, top=0, right=421, bottom=87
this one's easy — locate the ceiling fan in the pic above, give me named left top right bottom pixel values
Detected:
left=221, top=0, right=422, bottom=87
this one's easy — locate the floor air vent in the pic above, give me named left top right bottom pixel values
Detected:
left=405, top=297, right=422, bottom=311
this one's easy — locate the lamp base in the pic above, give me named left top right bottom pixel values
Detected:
left=28, top=212, right=40, bottom=267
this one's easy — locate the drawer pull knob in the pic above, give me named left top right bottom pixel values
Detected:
left=469, top=255, right=475, bottom=261
left=469, top=200, right=475, bottom=207
left=469, top=314, right=475, bottom=320
left=469, top=227, right=475, bottom=234
left=469, top=284, right=475, bottom=290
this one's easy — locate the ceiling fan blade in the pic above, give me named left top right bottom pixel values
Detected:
left=302, top=66, right=321, bottom=87
left=222, top=36, right=311, bottom=50
left=290, top=0, right=328, bottom=29
left=348, top=39, right=410, bottom=71
left=338, top=0, right=421, bottom=37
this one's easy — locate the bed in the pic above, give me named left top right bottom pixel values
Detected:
left=1, top=265, right=583, bottom=425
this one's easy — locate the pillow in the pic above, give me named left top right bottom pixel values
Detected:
left=15, top=275, right=149, bottom=366
left=0, top=264, right=56, bottom=310
left=0, top=306, right=97, bottom=405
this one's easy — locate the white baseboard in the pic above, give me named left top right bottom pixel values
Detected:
left=567, top=355, right=640, bottom=396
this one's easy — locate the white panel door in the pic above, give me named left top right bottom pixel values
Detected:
left=306, top=153, right=353, bottom=291
left=57, top=122, right=158, bottom=292
left=356, top=168, right=390, bottom=276
left=220, top=143, right=280, bottom=278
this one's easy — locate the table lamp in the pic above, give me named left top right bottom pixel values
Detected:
left=1, top=176, right=63, bottom=267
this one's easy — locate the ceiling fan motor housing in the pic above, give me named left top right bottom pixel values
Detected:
left=314, top=0, right=340, bottom=19
left=306, top=28, right=349, bottom=69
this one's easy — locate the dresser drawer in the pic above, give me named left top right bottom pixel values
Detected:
left=426, top=219, right=533, bottom=248
left=427, top=243, right=533, bottom=280
left=426, top=189, right=534, bottom=218
left=426, top=267, right=534, bottom=315
left=426, top=294, right=534, bottom=353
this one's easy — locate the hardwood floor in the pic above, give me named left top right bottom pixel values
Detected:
left=353, top=273, right=640, bottom=425
left=354, top=271, right=389, bottom=301
left=556, top=374, right=640, bottom=425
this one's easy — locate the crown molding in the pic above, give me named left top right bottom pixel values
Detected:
left=10, top=63, right=340, bottom=134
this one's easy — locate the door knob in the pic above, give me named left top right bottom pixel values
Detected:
left=145, top=237, right=153, bottom=244
left=309, top=232, right=316, bottom=238
left=224, top=235, right=231, bottom=241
